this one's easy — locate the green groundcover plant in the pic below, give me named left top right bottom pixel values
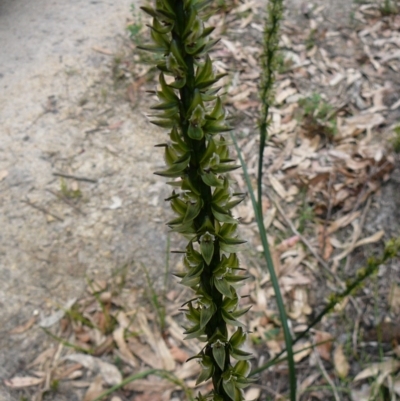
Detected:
left=140, top=0, right=253, bottom=399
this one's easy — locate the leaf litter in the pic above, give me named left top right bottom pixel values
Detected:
left=8, top=1, right=400, bottom=400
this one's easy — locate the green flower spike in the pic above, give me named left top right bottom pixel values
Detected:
left=142, top=0, right=253, bottom=399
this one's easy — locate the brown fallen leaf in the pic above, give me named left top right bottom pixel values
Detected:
left=124, top=378, right=174, bottom=392
left=389, top=283, right=400, bottom=314
left=298, top=372, right=320, bottom=397
left=314, top=330, right=334, bottom=361
left=134, top=392, right=163, bottom=401
left=333, top=344, right=350, bottom=379
left=137, top=311, right=175, bottom=370
left=54, top=363, right=82, bottom=380
left=354, top=359, right=400, bottom=382
left=293, top=341, right=312, bottom=363
left=276, top=235, right=300, bottom=253
left=128, top=337, right=162, bottom=369
left=351, top=384, right=372, bottom=401
left=9, top=316, right=36, bottom=334
left=63, top=354, right=122, bottom=386
left=27, top=348, right=57, bottom=368
left=393, top=374, right=400, bottom=396
left=113, top=327, right=137, bottom=367
left=83, top=376, right=103, bottom=401
left=4, top=376, right=44, bottom=388
left=169, top=345, right=190, bottom=364
left=244, top=387, right=261, bottom=400
left=91, top=46, right=113, bottom=55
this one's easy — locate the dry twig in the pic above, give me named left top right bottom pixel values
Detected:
left=21, top=199, right=64, bottom=222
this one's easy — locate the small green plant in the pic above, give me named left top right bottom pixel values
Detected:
left=380, top=0, right=399, bottom=15
left=60, top=178, right=82, bottom=199
left=298, top=204, right=315, bottom=234
left=142, top=263, right=167, bottom=331
left=275, top=51, right=294, bottom=74
left=127, top=4, right=144, bottom=45
left=392, top=125, right=400, bottom=153
left=50, top=379, right=60, bottom=392
left=141, top=0, right=254, bottom=398
left=305, top=28, right=318, bottom=50
left=298, top=93, right=337, bottom=139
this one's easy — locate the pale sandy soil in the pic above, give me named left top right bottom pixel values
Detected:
left=0, top=1, right=169, bottom=399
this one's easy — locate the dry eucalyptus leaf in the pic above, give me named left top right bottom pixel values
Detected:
left=393, top=374, right=400, bottom=396
left=4, top=376, right=44, bottom=388
left=9, top=316, right=36, bottom=334
left=268, top=174, right=287, bottom=199
left=124, top=378, right=174, bottom=392
left=244, top=387, right=261, bottom=400
left=293, top=341, right=312, bottom=363
left=83, top=376, right=103, bottom=401
left=351, top=384, right=371, bottom=401
left=299, top=372, right=320, bottom=396
left=314, top=330, right=334, bottom=361
left=128, top=337, right=162, bottom=369
left=334, top=344, right=350, bottom=379
left=134, top=393, right=163, bottom=401
left=137, top=311, right=175, bottom=370
left=39, top=298, right=77, bottom=328
left=175, top=359, right=201, bottom=380
left=63, top=354, right=122, bottom=386
left=169, top=345, right=190, bottom=364
left=354, top=359, right=400, bottom=382
left=389, top=283, right=400, bottom=313
left=113, top=327, right=137, bottom=367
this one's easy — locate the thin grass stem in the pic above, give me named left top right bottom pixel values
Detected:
left=232, top=133, right=296, bottom=400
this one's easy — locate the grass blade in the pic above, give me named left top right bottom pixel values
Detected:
left=231, top=133, right=296, bottom=401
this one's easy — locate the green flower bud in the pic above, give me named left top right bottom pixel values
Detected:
left=200, top=231, right=215, bottom=265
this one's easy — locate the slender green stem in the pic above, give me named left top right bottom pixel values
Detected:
left=232, top=133, right=296, bottom=400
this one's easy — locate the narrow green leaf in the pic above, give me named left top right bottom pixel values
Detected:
left=200, top=233, right=214, bottom=265
left=229, top=327, right=246, bottom=349
left=150, top=119, right=176, bottom=129
left=211, top=163, right=240, bottom=174
left=154, top=157, right=190, bottom=178
left=214, top=277, right=233, bottom=298
left=222, top=376, right=236, bottom=401
left=201, top=171, right=224, bottom=187
left=232, top=132, right=295, bottom=396
left=221, top=309, right=244, bottom=327
left=233, top=360, right=251, bottom=377
left=200, top=305, right=214, bottom=329
left=212, top=341, right=226, bottom=370
left=211, top=205, right=236, bottom=224
left=183, top=199, right=203, bottom=223
left=137, top=44, right=166, bottom=53
left=188, top=124, right=204, bottom=140
left=230, top=348, right=253, bottom=361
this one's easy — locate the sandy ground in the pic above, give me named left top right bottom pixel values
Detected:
left=0, top=1, right=170, bottom=398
